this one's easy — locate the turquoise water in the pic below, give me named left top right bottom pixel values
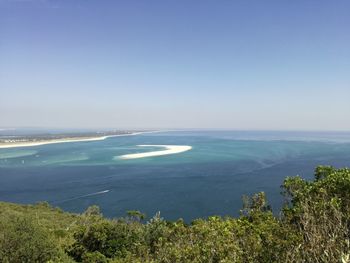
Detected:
left=1, top=130, right=350, bottom=221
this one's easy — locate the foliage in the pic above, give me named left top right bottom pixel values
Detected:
left=66, top=217, right=146, bottom=261
left=126, top=210, right=146, bottom=222
left=282, top=166, right=350, bottom=262
left=0, top=212, right=59, bottom=262
left=1, top=165, right=350, bottom=262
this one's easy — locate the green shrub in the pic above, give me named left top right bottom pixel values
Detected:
left=82, top=251, right=108, bottom=263
left=0, top=213, right=59, bottom=263
left=67, top=218, right=145, bottom=261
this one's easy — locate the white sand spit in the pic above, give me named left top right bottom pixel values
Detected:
left=118, top=145, right=192, bottom=159
left=0, top=136, right=110, bottom=149
left=0, top=131, right=161, bottom=149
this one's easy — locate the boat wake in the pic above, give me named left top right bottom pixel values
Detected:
left=52, top=190, right=110, bottom=204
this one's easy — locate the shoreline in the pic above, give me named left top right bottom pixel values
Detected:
left=0, top=131, right=160, bottom=149
left=118, top=145, right=192, bottom=159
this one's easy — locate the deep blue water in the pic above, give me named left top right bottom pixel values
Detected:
left=1, top=130, right=350, bottom=221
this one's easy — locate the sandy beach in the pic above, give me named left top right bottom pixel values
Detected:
left=118, top=145, right=192, bottom=159
left=0, top=136, right=111, bottom=149
left=0, top=131, right=158, bottom=149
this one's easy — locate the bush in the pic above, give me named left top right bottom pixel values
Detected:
left=282, top=166, right=350, bottom=262
left=0, top=213, right=59, bottom=263
left=67, top=218, right=145, bottom=261
left=82, top=251, right=108, bottom=263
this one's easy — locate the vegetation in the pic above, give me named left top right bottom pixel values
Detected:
left=1, top=166, right=350, bottom=262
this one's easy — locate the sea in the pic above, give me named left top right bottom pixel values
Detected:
left=1, top=130, right=350, bottom=222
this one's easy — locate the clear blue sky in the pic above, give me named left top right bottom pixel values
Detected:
left=1, top=0, right=349, bottom=130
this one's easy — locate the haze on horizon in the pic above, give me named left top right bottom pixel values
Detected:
left=0, top=1, right=349, bottom=131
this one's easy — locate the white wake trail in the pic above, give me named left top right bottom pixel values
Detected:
left=52, top=190, right=110, bottom=204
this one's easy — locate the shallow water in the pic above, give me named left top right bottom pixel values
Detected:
left=0, top=130, right=350, bottom=221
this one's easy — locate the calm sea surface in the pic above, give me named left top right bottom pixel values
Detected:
left=1, top=130, right=350, bottom=221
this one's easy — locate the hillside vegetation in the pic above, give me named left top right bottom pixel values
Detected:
left=1, top=166, right=350, bottom=263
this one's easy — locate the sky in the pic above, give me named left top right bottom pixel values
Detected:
left=0, top=0, right=349, bottom=130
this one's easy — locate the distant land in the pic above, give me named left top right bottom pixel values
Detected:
left=0, top=130, right=152, bottom=149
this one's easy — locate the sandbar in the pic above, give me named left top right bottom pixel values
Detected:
left=118, top=145, right=192, bottom=159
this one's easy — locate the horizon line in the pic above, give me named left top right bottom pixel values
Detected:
left=1, top=127, right=350, bottom=133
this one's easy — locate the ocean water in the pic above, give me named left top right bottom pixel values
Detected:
left=1, top=130, right=350, bottom=222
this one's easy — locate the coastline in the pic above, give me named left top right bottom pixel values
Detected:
left=118, top=145, right=192, bottom=159
left=0, top=131, right=159, bottom=149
